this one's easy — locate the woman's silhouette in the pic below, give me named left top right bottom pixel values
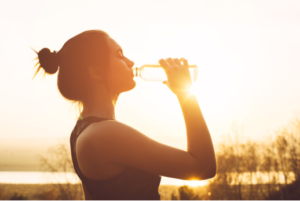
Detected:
left=33, top=30, right=216, bottom=200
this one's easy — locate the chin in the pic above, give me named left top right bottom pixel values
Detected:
left=120, top=80, right=136, bottom=93
left=127, top=80, right=136, bottom=91
left=131, top=80, right=136, bottom=89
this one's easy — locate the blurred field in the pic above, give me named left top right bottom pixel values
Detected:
left=0, top=137, right=59, bottom=171
left=0, top=184, right=181, bottom=200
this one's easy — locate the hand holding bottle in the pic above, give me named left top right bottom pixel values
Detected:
left=159, top=58, right=192, bottom=96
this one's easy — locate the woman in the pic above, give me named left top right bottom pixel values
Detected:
left=33, top=30, right=216, bottom=200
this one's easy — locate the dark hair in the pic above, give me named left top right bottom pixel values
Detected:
left=32, top=30, right=110, bottom=116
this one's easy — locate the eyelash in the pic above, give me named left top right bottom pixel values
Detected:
left=119, top=51, right=124, bottom=58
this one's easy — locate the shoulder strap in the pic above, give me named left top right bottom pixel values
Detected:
left=75, top=116, right=109, bottom=137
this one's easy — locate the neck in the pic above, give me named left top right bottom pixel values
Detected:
left=81, top=86, right=118, bottom=120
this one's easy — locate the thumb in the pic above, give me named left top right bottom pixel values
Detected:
left=162, top=81, right=167, bottom=85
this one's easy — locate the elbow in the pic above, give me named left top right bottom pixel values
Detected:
left=207, top=159, right=217, bottom=179
left=196, top=160, right=217, bottom=180
left=204, top=167, right=216, bottom=179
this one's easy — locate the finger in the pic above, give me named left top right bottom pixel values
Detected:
left=180, top=58, right=188, bottom=67
left=159, top=59, right=170, bottom=71
left=162, top=81, right=167, bottom=85
left=174, top=58, right=181, bottom=66
left=166, top=58, right=176, bottom=67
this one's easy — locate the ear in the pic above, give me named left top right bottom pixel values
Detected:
left=88, top=65, right=105, bottom=82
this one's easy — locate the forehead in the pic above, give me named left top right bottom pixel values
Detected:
left=107, top=37, right=121, bottom=52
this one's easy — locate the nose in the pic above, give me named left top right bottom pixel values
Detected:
left=126, top=58, right=134, bottom=68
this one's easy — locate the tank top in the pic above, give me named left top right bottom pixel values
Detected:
left=70, top=116, right=161, bottom=200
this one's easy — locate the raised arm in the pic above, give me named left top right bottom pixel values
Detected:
left=176, top=93, right=216, bottom=178
left=160, top=57, right=216, bottom=178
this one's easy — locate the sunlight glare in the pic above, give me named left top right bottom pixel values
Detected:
left=189, top=82, right=201, bottom=97
left=189, top=84, right=196, bottom=95
left=185, top=179, right=208, bottom=187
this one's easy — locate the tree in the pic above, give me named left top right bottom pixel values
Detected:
left=39, top=140, right=84, bottom=200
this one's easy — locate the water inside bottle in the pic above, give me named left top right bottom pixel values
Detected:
left=140, top=66, right=167, bottom=81
left=135, top=65, right=198, bottom=82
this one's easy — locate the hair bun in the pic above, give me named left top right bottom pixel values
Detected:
left=38, top=48, right=60, bottom=74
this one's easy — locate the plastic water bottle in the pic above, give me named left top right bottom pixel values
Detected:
left=133, top=64, right=198, bottom=82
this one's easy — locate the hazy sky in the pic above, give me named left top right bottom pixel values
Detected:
left=1, top=0, right=300, bottom=153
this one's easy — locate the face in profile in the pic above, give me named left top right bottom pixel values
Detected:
left=106, top=37, right=136, bottom=95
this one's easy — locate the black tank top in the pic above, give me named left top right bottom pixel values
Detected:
left=70, top=116, right=161, bottom=200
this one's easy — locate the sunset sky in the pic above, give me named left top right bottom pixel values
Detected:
left=1, top=0, right=300, bottom=167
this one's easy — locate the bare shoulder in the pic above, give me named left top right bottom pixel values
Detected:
left=92, top=120, right=141, bottom=135
left=77, top=120, right=147, bottom=144
left=77, top=120, right=154, bottom=154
